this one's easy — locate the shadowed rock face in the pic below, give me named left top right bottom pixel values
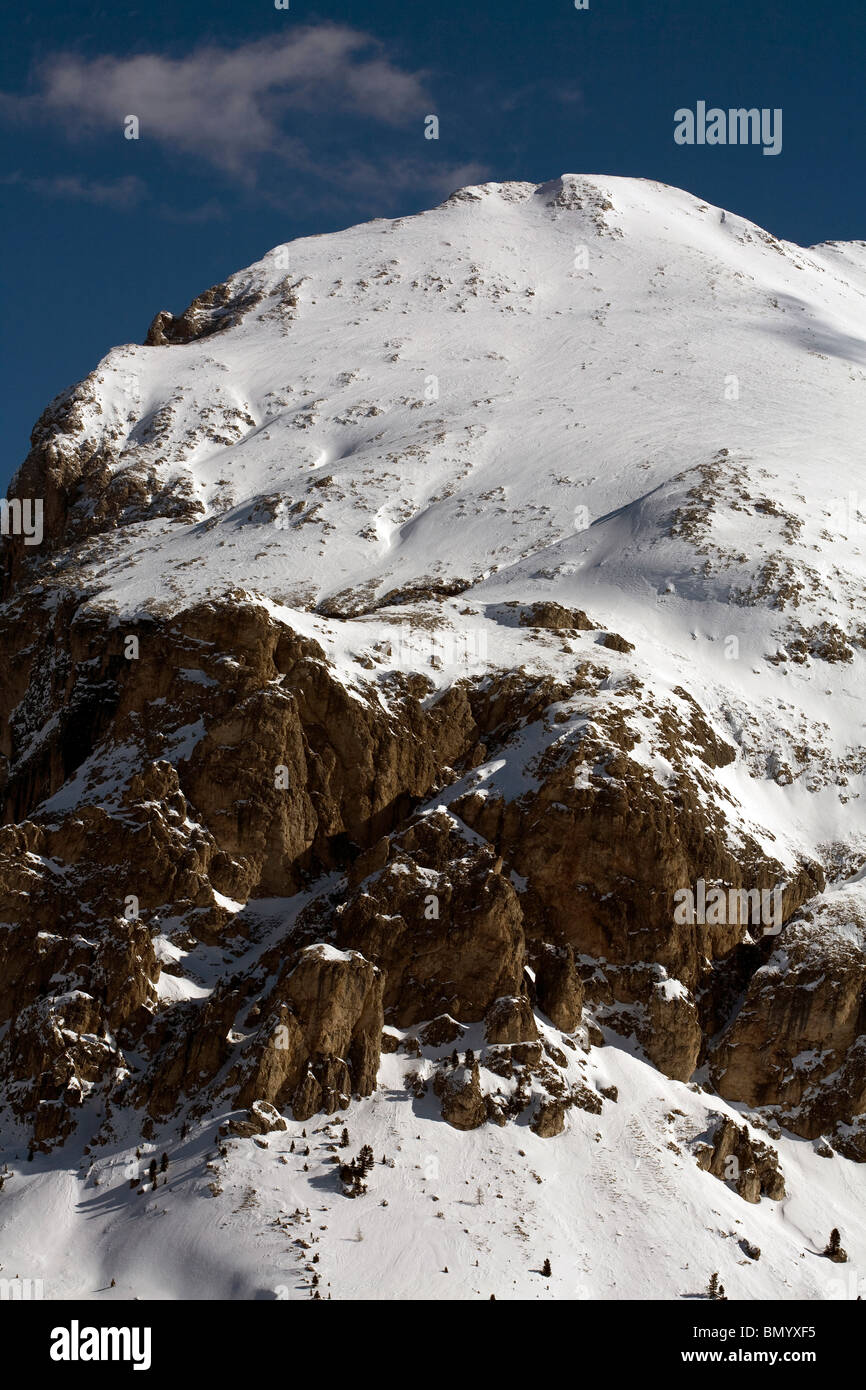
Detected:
left=0, top=591, right=483, bottom=1143
left=336, top=814, right=526, bottom=1026
left=709, top=900, right=866, bottom=1152
left=534, top=944, right=584, bottom=1032
left=230, top=945, right=385, bottom=1122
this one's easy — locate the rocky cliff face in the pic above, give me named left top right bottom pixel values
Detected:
left=0, top=574, right=854, bottom=1155
left=1, top=178, right=865, bottom=1290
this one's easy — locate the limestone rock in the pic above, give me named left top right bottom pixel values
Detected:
left=643, top=979, right=702, bottom=1083
left=710, top=900, right=866, bottom=1143
left=695, top=1116, right=785, bottom=1204
left=534, top=944, right=584, bottom=1031
left=419, top=1015, right=465, bottom=1047
left=530, top=1099, right=566, bottom=1137
left=484, top=995, right=538, bottom=1045
left=235, top=944, right=384, bottom=1118
left=519, top=602, right=594, bottom=632
left=337, top=812, right=526, bottom=1026
left=250, top=1100, right=288, bottom=1134
left=434, top=1060, right=487, bottom=1131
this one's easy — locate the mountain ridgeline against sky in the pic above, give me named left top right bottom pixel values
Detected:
left=1, top=174, right=865, bottom=1300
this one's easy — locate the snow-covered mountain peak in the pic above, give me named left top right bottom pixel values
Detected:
left=2, top=175, right=866, bottom=1301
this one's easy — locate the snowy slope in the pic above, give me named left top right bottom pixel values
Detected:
left=43, top=175, right=866, bottom=623
left=1, top=1019, right=864, bottom=1302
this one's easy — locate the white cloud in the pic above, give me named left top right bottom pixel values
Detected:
left=1, top=171, right=146, bottom=207
left=0, top=25, right=431, bottom=178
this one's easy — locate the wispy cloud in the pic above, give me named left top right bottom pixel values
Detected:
left=553, top=85, right=583, bottom=106
left=158, top=198, right=228, bottom=224
left=1, top=171, right=146, bottom=207
left=499, top=80, right=584, bottom=112
left=0, top=26, right=431, bottom=179
left=311, top=156, right=492, bottom=210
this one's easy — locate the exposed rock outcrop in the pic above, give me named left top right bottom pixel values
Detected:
left=694, top=1116, right=786, bottom=1204
left=534, top=944, right=584, bottom=1031
left=434, top=1060, right=487, bottom=1131
left=232, top=945, right=384, bottom=1120
left=709, top=897, right=866, bottom=1146
left=484, top=995, right=538, bottom=1045
left=336, top=812, right=526, bottom=1026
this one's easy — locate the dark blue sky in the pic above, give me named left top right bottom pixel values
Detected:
left=2, top=0, right=864, bottom=489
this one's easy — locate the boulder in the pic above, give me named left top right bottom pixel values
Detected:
left=695, top=1116, right=785, bottom=1203
left=530, top=1099, right=566, bottom=1137
left=434, top=1060, right=487, bottom=1131
left=484, top=995, right=538, bottom=1045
